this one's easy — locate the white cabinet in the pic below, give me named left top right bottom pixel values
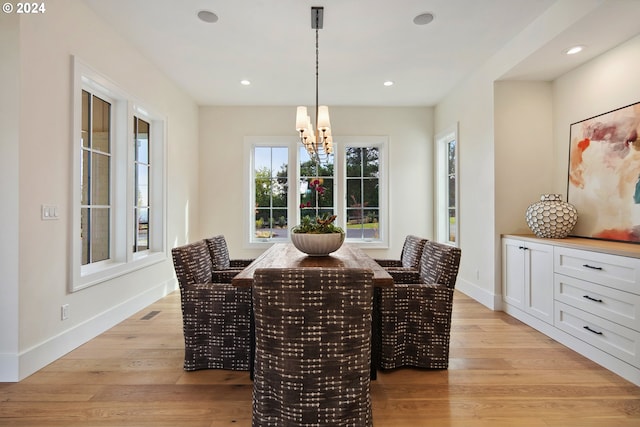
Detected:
left=502, top=238, right=554, bottom=324
left=502, top=235, right=640, bottom=386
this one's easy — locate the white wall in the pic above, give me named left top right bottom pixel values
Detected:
left=494, top=81, right=554, bottom=235
left=435, top=0, right=606, bottom=308
left=552, top=34, right=640, bottom=193
left=198, top=106, right=433, bottom=259
left=1, top=0, right=200, bottom=381
left=0, top=12, right=20, bottom=381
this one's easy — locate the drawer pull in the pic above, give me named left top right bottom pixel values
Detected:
left=518, top=246, right=528, bottom=250
left=582, top=264, right=603, bottom=270
left=583, top=326, right=603, bottom=335
left=582, top=295, right=603, bottom=303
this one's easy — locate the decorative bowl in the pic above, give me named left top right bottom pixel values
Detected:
left=290, top=232, right=345, bottom=256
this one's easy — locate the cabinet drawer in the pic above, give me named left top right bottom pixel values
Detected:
left=555, top=301, right=640, bottom=367
left=554, top=274, right=640, bottom=331
left=554, top=246, right=640, bottom=295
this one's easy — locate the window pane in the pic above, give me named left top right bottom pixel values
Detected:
left=255, top=209, right=270, bottom=236
left=271, top=178, right=287, bottom=207
left=255, top=179, right=271, bottom=208
left=448, top=208, right=457, bottom=243
left=448, top=140, right=456, bottom=174
left=346, top=147, right=362, bottom=177
left=136, top=118, right=149, bottom=163
left=346, top=209, right=364, bottom=239
left=136, top=207, right=149, bottom=251
left=90, top=207, right=110, bottom=263
left=136, top=164, right=149, bottom=206
left=363, top=178, right=379, bottom=207
left=300, top=148, right=320, bottom=178
left=91, top=152, right=110, bottom=205
left=272, top=208, right=288, bottom=238
left=316, top=160, right=334, bottom=178
left=255, top=147, right=271, bottom=171
left=448, top=175, right=456, bottom=207
left=81, top=149, right=89, bottom=205
left=81, top=90, right=90, bottom=148
left=91, top=96, right=110, bottom=153
left=363, top=147, right=379, bottom=177
left=364, top=208, right=379, bottom=226
left=318, top=178, right=333, bottom=207
left=346, top=178, right=361, bottom=207
left=271, top=147, right=288, bottom=177
left=81, top=207, right=89, bottom=265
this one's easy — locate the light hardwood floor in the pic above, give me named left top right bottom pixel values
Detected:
left=1, top=291, right=639, bottom=426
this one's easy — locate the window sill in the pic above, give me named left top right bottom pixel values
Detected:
left=72, top=251, right=166, bottom=292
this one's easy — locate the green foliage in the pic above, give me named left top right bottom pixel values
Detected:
left=292, top=213, right=344, bottom=234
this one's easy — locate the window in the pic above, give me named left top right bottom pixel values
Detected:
left=435, top=125, right=459, bottom=246
left=245, top=136, right=387, bottom=248
left=72, top=57, right=166, bottom=291
left=342, top=137, right=387, bottom=245
left=253, top=145, right=289, bottom=241
left=134, top=116, right=150, bottom=252
left=80, top=90, right=112, bottom=265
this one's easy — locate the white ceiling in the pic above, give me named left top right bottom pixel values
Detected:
left=83, top=0, right=640, bottom=107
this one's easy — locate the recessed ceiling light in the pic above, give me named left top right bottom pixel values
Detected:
left=240, top=80, right=251, bottom=86
left=413, top=12, right=434, bottom=26
left=383, top=81, right=394, bottom=87
left=565, top=45, right=585, bottom=55
left=197, top=10, right=218, bottom=23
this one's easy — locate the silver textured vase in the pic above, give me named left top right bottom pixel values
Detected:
left=525, top=194, right=578, bottom=239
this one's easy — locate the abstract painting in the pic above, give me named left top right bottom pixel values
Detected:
left=568, top=102, right=640, bottom=243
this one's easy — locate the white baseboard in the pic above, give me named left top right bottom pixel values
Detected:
left=10, top=279, right=177, bottom=382
left=456, top=278, right=502, bottom=310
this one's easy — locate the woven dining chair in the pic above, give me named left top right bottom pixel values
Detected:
left=374, top=235, right=428, bottom=272
left=203, top=235, right=254, bottom=283
left=378, top=240, right=461, bottom=370
left=171, top=240, right=251, bottom=371
left=251, top=267, right=374, bottom=427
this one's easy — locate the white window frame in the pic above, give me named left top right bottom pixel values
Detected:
left=244, top=135, right=388, bottom=249
left=244, top=137, right=298, bottom=247
left=337, top=136, right=388, bottom=248
left=435, top=124, right=459, bottom=247
left=71, top=57, right=167, bottom=291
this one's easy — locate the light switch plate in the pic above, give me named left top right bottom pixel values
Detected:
left=41, top=204, right=59, bottom=220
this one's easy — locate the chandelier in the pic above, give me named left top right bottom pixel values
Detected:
left=295, top=6, right=333, bottom=164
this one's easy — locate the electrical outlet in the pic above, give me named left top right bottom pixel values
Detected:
left=61, top=304, right=69, bottom=320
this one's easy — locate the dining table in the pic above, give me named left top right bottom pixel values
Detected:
left=232, top=242, right=393, bottom=379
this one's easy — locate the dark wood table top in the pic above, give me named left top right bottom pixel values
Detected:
left=232, top=243, right=394, bottom=287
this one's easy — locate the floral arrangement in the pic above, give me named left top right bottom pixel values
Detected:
left=292, top=213, right=344, bottom=234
